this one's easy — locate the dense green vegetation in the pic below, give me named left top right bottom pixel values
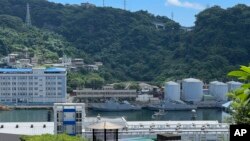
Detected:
left=0, top=0, right=249, bottom=87
left=228, top=65, right=250, bottom=124
left=0, top=14, right=77, bottom=61
left=67, top=71, right=104, bottom=92
left=21, top=134, right=85, bottom=141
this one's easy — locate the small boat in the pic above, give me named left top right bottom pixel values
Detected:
left=91, top=100, right=141, bottom=112
left=0, top=105, right=11, bottom=111
left=147, top=102, right=197, bottom=111
left=152, top=109, right=166, bottom=119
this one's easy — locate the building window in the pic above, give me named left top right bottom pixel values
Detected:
left=57, top=77, right=63, bottom=80
left=76, top=112, right=82, bottom=122
left=57, top=125, right=63, bottom=133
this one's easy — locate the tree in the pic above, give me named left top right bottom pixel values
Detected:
left=114, top=83, right=126, bottom=90
left=228, top=65, right=250, bottom=124
left=128, top=82, right=140, bottom=90
left=85, top=74, right=105, bottom=89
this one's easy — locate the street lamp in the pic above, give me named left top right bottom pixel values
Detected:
left=191, top=109, right=197, bottom=120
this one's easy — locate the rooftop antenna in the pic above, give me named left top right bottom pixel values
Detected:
left=124, top=0, right=126, bottom=10
left=25, top=3, right=32, bottom=27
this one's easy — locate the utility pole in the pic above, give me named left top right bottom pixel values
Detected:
left=103, top=0, right=105, bottom=7
left=25, top=3, right=32, bottom=27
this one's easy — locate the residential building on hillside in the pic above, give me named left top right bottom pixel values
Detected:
left=0, top=68, right=67, bottom=105
left=72, top=58, right=84, bottom=67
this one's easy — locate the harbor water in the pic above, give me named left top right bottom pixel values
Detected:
left=0, top=109, right=229, bottom=122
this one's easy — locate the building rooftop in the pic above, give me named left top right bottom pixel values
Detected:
left=183, top=78, right=202, bottom=82
left=0, top=68, right=32, bottom=73
left=0, top=122, right=53, bottom=135
left=83, top=117, right=127, bottom=128
left=44, top=68, right=66, bottom=73
left=0, top=68, right=66, bottom=73
left=0, top=120, right=229, bottom=137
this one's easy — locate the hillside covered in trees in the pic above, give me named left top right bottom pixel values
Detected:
left=0, top=0, right=249, bottom=85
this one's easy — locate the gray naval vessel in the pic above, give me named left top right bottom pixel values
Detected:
left=90, top=100, right=141, bottom=112
left=147, top=101, right=197, bottom=111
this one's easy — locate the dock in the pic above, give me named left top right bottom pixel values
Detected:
left=8, top=105, right=53, bottom=109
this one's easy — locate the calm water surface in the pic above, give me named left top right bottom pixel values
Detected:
left=0, top=109, right=229, bottom=122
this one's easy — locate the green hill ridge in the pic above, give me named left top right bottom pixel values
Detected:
left=0, top=0, right=249, bottom=85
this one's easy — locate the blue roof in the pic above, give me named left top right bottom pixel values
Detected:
left=44, top=68, right=66, bottom=72
left=0, top=68, right=32, bottom=73
left=0, top=68, right=66, bottom=73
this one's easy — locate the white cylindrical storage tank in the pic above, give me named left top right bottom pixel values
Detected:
left=227, top=81, right=242, bottom=91
left=213, top=82, right=228, bottom=101
left=209, top=81, right=219, bottom=96
left=164, top=81, right=180, bottom=101
left=182, top=78, right=203, bottom=102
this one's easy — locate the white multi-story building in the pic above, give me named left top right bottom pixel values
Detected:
left=54, top=103, right=85, bottom=135
left=0, top=68, right=67, bottom=105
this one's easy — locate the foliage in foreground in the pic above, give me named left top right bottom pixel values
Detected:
left=20, top=134, right=86, bottom=141
left=228, top=65, right=250, bottom=124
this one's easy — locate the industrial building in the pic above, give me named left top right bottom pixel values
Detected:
left=54, top=103, right=85, bottom=135
left=227, top=81, right=242, bottom=91
left=182, top=78, right=203, bottom=103
left=164, top=81, right=180, bottom=102
left=0, top=68, right=67, bottom=105
left=209, top=81, right=228, bottom=101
